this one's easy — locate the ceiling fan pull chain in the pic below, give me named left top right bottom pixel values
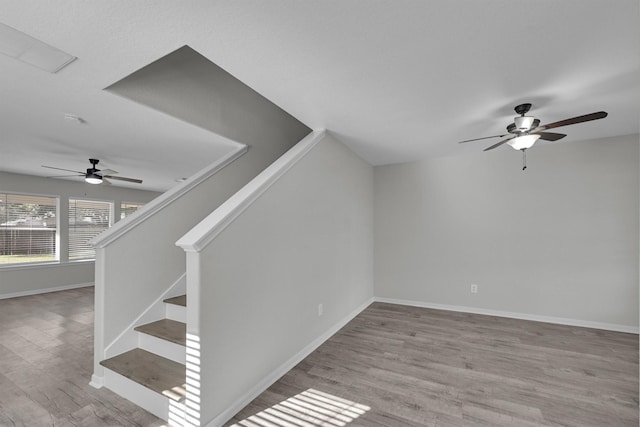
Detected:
left=522, top=149, right=527, bottom=171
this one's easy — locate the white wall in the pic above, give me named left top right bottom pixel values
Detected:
left=193, top=133, right=373, bottom=424
left=95, top=44, right=312, bottom=357
left=0, top=171, right=160, bottom=297
left=95, top=139, right=311, bottom=367
left=374, top=134, right=639, bottom=329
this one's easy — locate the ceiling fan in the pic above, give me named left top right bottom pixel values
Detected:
left=458, top=103, right=607, bottom=169
left=42, top=158, right=143, bottom=185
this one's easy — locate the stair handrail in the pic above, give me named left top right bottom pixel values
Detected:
left=176, top=130, right=325, bottom=253
left=91, top=144, right=247, bottom=249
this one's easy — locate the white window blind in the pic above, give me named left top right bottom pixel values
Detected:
left=68, top=199, right=113, bottom=261
left=0, top=193, right=57, bottom=265
left=120, top=202, right=144, bottom=220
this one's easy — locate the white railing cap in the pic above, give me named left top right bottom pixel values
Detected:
left=176, top=130, right=325, bottom=253
left=91, top=145, right=247, bottom=249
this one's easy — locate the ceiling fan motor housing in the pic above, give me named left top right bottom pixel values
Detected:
left=86, top=158, right=102, bottom=182
left=509, top=103, right=538, bottom=133
left=514, top=103, right=532, bottom=116
left=507, top=118, right=539, bottom=134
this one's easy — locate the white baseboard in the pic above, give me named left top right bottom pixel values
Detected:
left=89, top=374, right=104, bottom=389
left=204, top=297, right=374, bottom=427
left=374, top=297, right=639, bottom=334
left=0, top=282, right=94, bottom=300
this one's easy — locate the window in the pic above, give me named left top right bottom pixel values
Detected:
left=0, top=193, right=57, bottom=265
left=120, top=202, right=145, bottom=220
left=68, top=199, right=113, bottom=261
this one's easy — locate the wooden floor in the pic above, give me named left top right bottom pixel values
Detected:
left=0, top=287, right=164, bottom=427
left=1, top=289, right=638, bottom=426
left=227, top=302, right=639, bottom=427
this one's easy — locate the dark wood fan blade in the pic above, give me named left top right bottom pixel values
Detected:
left=458, top=134, right=508, bottom=144
left=534, top=132, right=567, bottom=142
left=42, top=165, right=84, bottom=174
left=534, top=111, right=608, bottom=132
left=483, top=136, right=515, bottom=151
left=103, top=174, right=142, bottom=184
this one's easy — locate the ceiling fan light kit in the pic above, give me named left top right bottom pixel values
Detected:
left=458, top=103, right=608, bottom=170
left=85, top=171, right=103, bottom=184
left=508, top=133, right=540, bottom=150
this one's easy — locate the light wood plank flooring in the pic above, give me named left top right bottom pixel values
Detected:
left=1, top=289, right=637, bottom=426
left=0, top=287, right=164, bottom=427
left=226, top=302, right=639, bottom=427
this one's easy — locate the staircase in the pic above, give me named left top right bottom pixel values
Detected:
left=100, top=295, right=188, bottom=422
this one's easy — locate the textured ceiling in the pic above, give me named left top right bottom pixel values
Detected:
left=1, top=1, right=638, bottom=191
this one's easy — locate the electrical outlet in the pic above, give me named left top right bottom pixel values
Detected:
left=470, top=284, right=478, bottom=294
left=318, top=303, right=324, bottom=316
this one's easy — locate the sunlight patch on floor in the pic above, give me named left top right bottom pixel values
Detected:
left=231, top=388, right=370, bottom=427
